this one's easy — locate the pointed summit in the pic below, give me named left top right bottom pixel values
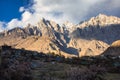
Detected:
left=96, top=13, right=108, bottom=18
left=78, top=13, right=120, bottom=28
left=41, top=17, right=47, bottom=24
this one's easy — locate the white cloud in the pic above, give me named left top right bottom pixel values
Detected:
left=7, top=19, right=22, bottom=30
left=24, top=0, right=120, bottom=23
left=22, top=11, right=32, bottom=22
left=0, top=22, right=6, bottom=32
left=19, top=7, right=25, bottom=12
left=0, top=0, right=120, bottom=32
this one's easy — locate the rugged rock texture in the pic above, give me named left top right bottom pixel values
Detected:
left=0, top=19, right=75, bottom=57
left=68, top=39, right=109, bottom=56
left=71, top=14, right=120, bottom=44
left=1, top=14, right=120, bottom=57
left=78, top=14, right=120, bottom=28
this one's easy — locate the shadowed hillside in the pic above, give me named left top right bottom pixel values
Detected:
left=71, top=24, right=120, bottom=44
left=0, top=45, right=120, bottom=80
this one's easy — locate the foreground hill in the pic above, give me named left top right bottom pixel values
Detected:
left=1, top=14, right=120, bottom=57
left=0, top=45, right=120, bottom=80
left=103, top=40, right=120, bottom=56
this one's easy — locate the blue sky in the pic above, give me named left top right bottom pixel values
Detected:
left=0, top=0, right=120, bottom=32
left=0, top=0, right=30, bottom=22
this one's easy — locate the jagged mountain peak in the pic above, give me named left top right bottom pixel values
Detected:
left=70, top=14, right=120, bottom=44
left=95, top=14, right=120, bottom=22
left=4, top=27, right=26, bottom=36
left=62, top=21, right=77, bottom=33
left=96, top=13, right=119, bottom=19
left=1, top=14, right=120, bottom=57
left=36, top=18, right=61, bottom=31
left=63, top=21, right=74, bottom=27
left=77, top=14, right=120, bottom=28
left=96, top=13, right=108, bottom=18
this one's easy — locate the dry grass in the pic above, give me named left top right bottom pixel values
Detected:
left=105, top=73, right=120, bottom=80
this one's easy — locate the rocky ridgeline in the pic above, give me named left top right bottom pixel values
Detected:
left=0, top=14, right=120, bottom=57
left=71, top=14, right=120, bottom=44
left=77, top=14, right=120, bottom=28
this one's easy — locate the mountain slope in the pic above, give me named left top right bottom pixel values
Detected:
left=0, top=19, right=75, bottom=57
left=1, top=14, right=120, bottom=57
left=70, top=14, right=120, bottom=44
left=68, top=39, right=109, bottom=56
left=103, top=40, right=120, bottom=56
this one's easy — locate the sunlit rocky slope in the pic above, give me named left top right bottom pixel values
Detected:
left=1, top=14, right=120, bottom=57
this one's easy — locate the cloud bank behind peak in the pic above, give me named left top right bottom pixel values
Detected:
left=0, top=0, right=120, bottom=32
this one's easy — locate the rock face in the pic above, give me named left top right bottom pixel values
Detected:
left=71, top=14, right=120, bottom=44
left=1, top=14, right=120, bottom=57
left=78, top=14, right=120, bottom=28
left=0, top=19, right=74, bottom=58
left=68, top=39, right=109, bottom=56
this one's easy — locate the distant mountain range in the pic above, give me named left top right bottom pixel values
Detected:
left=0, top=14, right=120, bottom=57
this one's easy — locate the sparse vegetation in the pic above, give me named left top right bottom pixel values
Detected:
left=0, top=45, right=119, bottom=80
left=66, top=66, right=106, bottom=80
